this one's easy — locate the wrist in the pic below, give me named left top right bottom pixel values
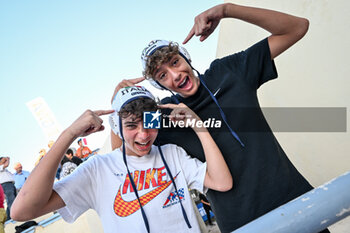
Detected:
left=62, top=128, right=79, bottom=141
left=193, top=126, right=209, bottom=134
left=222, top=3, right=238, bottom=18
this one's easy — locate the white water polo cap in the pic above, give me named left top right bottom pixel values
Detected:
left=109, top=86, right=155, bottom=136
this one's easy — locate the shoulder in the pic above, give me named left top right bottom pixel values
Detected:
left=75, top=152, right=107, bottom=167
left=64, top=152, right=117, bottom=178
left=91, top=150, right=123, bottom=166
left=160, top=143, right=181, bottom=150
left=159, top=144, right=188, bottom=157
left=87, top=150, right=118, bottom=163
left=245, top=38, right=270, bottom=54
left=207, top=38, right=270, bottom=70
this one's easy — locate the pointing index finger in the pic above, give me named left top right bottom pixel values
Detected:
left=158, top=104, right=179, bottom=109
left=183, top=27, right=195, bottom=44
left=94, top=110, right=115, bottom=116
left=130, top=77, right=146, bottom=84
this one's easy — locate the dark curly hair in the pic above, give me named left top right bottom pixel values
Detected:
left=143, top=42, right=180, bottom=79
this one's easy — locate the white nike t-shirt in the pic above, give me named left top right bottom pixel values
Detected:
left=53, top=144, right=206, bottom=233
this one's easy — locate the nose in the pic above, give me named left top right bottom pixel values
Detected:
left=168, top=68, right=181, bottom=82
left=137, top=126, right=150, bottom=139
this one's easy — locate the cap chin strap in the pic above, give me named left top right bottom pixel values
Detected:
left=119, top=118, right=150, bottom=233
left=192, top=68, right=245, bottom=147
left=156, top=139, right=192, bottom=229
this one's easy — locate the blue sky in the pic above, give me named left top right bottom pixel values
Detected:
left=0, top=1, right=221, bottom=172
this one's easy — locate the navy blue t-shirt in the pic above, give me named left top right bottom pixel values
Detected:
left=157, top=38, right=313, bottom=232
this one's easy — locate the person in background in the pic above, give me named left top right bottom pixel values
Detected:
left=65, top=149, right=82, bottom=167
left=13, top=163, right=30, bottom=193
left=59, top=149, right=83, bottom=179
left=48, top=140, right=55, bottom=149
left=75, top=139, right=94, bottom=159
left=0, top=185, right=6, bottom=233
left=198, top=192, right=213, bottom=226
left=0, top=157, right=16, bottom=220
left=35, top=149, right=46, bottom=166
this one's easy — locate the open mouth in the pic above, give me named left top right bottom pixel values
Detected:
left=178, top=76, right=192, bottom=90
left=135, top=140, right=151, bottom=150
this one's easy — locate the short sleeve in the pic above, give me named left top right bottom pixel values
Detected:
left=53, top=158, right=97, bottom=223
left=213, top=38, right=278, bottom=90
left=174, top=146, right=207, bottom=193
left=243, top=38, right=278, bottom=88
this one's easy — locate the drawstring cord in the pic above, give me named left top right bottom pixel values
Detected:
left=156, top=141, right=192, bottom=229
left=120, top=118, right=150, bottom=233
left=194, top=69, right=245, bottom=147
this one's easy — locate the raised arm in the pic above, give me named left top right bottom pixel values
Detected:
left=160, top=103, right=233, bottom=192
left=11, top=109, right=113, bottom=221
left=193, top=117, right=233, bottom=191
left=183, top=3, right=309, bottom=59
left=3, top=157, right=9, bottom=168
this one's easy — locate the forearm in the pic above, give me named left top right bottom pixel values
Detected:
left=12, top=109, right=112, bottom=220
left=12, top=129, right=75, bottom=218
left=201, top=200, right=210, bottom=206
left=223, top=3, right=306, bottom=36
left=195, top=128, right=233, bottom=191
left=4, top=159, right=9, bottom=168
left=223, top=3, right=309, bottom=58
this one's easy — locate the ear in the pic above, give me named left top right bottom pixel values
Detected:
left=109, top=113, right=120, bottom=136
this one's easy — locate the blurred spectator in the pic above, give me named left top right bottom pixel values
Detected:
left=199, top=192, right=213, bottom=225
left=35, top=149, right=46, bottom=166
left=75, top=138, right=94, bottom=159
left=48, top=140, right=55, bottom=149
left=60, top=149, right=82, bottom=179
left=0, top=185, right=6, bottom=233
left=13, top=163, right=30, bottom=193
left=66, top=149, right=82, bottom=166
left=0, top=157, right=16, bottom=220
left=35, top=141, right=54, bottom=167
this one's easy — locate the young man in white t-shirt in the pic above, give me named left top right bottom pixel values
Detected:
left=11, top=86, right=232, bottom=233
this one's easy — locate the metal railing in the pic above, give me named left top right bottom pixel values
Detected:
left=233, top=171, right=350, bottom=233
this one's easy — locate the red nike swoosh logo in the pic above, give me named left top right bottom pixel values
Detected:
left=114, top=175, right=177, bottom=217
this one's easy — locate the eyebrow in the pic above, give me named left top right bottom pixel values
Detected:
left=124, top=121, right=137, bottom=124
left=153, top=55, right=177, bottom=78
left=123, top=119, right=141, bottom=124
